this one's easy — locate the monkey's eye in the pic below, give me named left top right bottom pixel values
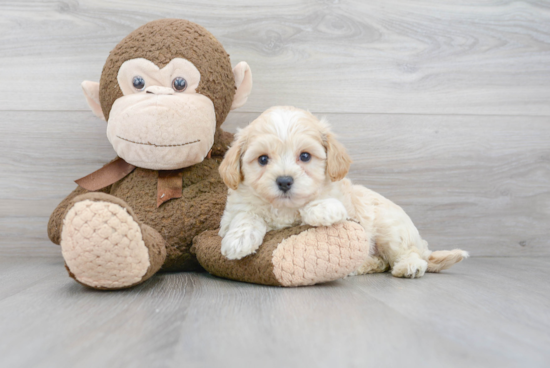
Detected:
left=172, top=77, right=187, bottom=92
left=299, top=152, right=311, bottom=162
left=258, top=155, right=269, bottom=166
left=132, top=76, right=145, bottom=91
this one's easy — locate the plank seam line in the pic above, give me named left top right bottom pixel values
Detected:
left=1, top=110, right=549, bottom=118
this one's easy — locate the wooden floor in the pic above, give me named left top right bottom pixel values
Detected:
left=1, top=1, right=549, bottom=367
left=0, top=257, right=549, bottom=368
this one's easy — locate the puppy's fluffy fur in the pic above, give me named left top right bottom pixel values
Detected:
left=218, top=106, right=468, bottom=278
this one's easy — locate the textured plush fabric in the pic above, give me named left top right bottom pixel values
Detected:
left=193, top=226, right=313, bottom=286
left=272, top=222, right=369, bottom=286
left=81, top=81, right=104, bottom=120
left=140, top=223, right=169, bottom=280
left=193, top=222, right=370, bottom=287
left=107, top=91, right=216, bottom=170
left=99, top=19, right=235, bottom=128
left=60, top=193, right=166, bottom=290
left=230, top=61, right=252, bottom=110
left=47, top=18, right=365, bottom=289
left=48, top=185, right=112, bottom=245
left=110, top=158, right=228, bottom=271
left=62, top=199, right=151, bottom=288
left=49, top=157, right=229, bottom=274
left=211, top=129, right=235, bottom=157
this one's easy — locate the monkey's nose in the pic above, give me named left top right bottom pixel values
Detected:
left=144, top=86, right=174, bottom=95
left=276, top=176, right=294, bottom=193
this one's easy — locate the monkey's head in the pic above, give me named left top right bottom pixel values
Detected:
left=81, top=19, right=252, bottom=170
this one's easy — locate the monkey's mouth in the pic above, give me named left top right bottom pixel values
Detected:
left=117, top=135, right=200, bottom=148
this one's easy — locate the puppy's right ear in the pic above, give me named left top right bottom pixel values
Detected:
left=219, top=136, right=244, bottom=190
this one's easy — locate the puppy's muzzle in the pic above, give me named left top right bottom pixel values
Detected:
left=276, top=176, right=294, bottom=193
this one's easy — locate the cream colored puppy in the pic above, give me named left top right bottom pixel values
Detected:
left=218, top=106, right=468, bottom=278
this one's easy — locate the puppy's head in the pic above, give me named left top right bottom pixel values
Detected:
left=219, top=106, right=351, bottom=208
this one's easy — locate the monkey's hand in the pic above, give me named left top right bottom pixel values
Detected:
left=300, top=198, right=348, bottom=227
left=221, top=212, right=267, bottom=260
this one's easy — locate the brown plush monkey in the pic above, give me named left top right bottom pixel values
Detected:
left=47, top=19, right=369, bottom=289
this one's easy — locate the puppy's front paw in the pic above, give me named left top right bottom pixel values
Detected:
left=301, top=198, right=348, bottom=227
left=221, top=227, right=265, bottom=260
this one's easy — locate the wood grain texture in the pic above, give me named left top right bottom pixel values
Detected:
left=0, top=257, right=548, bottom=368
left=1, top=111, right=548, bottom=257
left=1, top=0, right=550, bottom=115
left=1, top=2, right=549, bottom=367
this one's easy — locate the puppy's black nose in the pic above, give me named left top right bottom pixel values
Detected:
left=276, top=176, right=294, bottom=193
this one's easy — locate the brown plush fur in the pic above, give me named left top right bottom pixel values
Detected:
left=48, top=184, right=112, bottom=245
left=110, top=158, right=228, bottom=271
left=49, top=18, right=238, bottom=275
left=99, top=18, right=235, bottom=128
left=48, top=19, right=363, bottom=289
left=48, top=156, right=229, bottom=272
left=193, top=226, right=313, bottom=286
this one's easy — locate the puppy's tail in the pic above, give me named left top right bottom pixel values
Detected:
left=426, top=249, right=469, bottom=273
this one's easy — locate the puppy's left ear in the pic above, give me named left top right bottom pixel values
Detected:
left=325, top=132, right=352, bottom=182
left=219, top=135, right=244, bottom=190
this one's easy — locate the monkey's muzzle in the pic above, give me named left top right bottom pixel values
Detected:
left=106, top=93, right=216, bottom=170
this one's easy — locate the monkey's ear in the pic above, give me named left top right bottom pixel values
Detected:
left=81, top=81, right=105, bottom=121
left=231, top=62, right=253, bottom=110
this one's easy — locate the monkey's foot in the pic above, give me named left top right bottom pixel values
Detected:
left=60, top=193, right=166, bottom=290
left=193, top=222, right=370, bottom=287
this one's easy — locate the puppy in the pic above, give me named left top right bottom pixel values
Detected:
left=218, top=106, right=468, bottom=278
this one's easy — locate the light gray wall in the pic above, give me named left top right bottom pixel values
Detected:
left=1, top=0, right=549, bottom=257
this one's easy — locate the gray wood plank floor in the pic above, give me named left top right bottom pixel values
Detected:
left=0, top=257, right=549, bottom=368
left=1, top=1, right=549, bottom=367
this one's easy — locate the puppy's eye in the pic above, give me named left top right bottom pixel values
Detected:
left=258, top=155, right=269, bottom=166
left=299, top=152, right=311, bottom=162
left=132, top=76, right=145, bottom=91
left=172, top=77, right=187, bottom=92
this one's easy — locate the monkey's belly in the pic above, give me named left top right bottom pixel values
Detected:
left=109, top=158, right=228, bottom=272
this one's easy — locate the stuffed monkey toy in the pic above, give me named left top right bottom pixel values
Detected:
left=47, top=19, right=369, bottom=290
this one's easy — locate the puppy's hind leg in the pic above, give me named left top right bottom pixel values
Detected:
left=377, top=233, right=428, bottom=278
left=391, top=252, right=428, bottom=279
left=370, top=199, right=430, bottom=278
left=351, top=255, right=390, bottom=276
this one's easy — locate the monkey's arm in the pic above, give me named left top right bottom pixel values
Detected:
left=47, top=185, right=112, bottom=245
left=193, top=222, right=370, bottom=287
left=183, top=159, right=370, bottom=286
